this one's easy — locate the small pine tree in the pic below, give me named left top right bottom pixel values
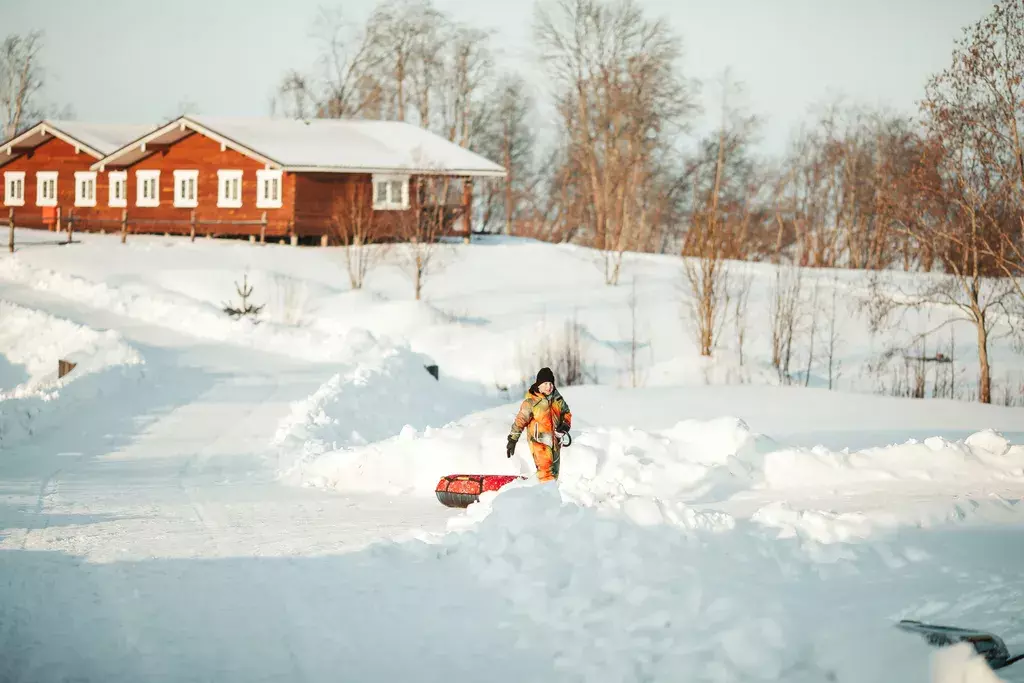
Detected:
left=223, top=273, right=264, bottom=320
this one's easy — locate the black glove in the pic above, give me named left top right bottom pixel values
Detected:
left=506, top=436, right=516, bottom=458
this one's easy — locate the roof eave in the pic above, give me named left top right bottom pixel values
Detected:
left=281, top=165, right=507, bottom=178
left=0, top=120, right=105, bottom=162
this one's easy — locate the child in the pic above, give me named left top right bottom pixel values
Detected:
left=506, top=367, right=572, bottom=482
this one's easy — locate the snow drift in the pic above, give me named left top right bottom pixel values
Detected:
left=0, top=300, right=141, bottom=397
left=274, top=343, right=499, bottom=485
left=0, top=301, right=143, bottom=450
left=377, top=483, right=1013, bottom=682
left=284, top=397, right=1024, bottom=507
left=0, top=260, right=391, bottom=363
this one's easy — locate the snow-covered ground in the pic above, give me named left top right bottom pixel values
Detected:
left=0, top=300, right=144, bottom=449
left=1, top=228, right=1023, bottom=682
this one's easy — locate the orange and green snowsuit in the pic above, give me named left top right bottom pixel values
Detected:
left=509, top=387, right=572, bottom=481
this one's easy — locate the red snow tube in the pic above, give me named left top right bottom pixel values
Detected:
left=435, top=474, right=526, bottom=508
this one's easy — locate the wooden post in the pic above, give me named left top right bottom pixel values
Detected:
left=320, top=234, right=328, bottom=247
left=462, top=179, right=472, bottom=244
left=190, top=209, right=196, bottom=242
left=121, top=209, right=128, bottom=244
left=260, top=212, right=267, bottom=244
left=56, top=206, right=62, bottom=235
left=8, top=208, right=14, bottom=253
left=58, top=359, right=77, bottom=379
left=66, top=208, right=73, bottom=244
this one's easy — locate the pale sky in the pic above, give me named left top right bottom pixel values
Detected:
left=0, top=0, right=997, bottom=154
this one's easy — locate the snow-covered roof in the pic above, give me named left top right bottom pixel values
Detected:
left=92, top=116, right=506, bottom=177
left=0, top=120, right=156, bottom=162
left=48, top=121, right=157, bottom=156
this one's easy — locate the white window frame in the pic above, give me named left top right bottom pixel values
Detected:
left=136, top=170, right=160, bottom=207
left=218, top=170, right=242, bottom=208
left=256, top=169, right=283, bottom=209
left=372, top=174, right=409, bottom=210
left=74, top=171, right=97, bottom=207
left=109, top=171, right=127, bottom=208
left=4, top=171, right=24, bottom=207
left=36, top=171, right=57, bottom=207
left=173, top=170, right=199, bottom=208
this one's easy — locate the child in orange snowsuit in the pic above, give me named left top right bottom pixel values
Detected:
left=506, top=367, right=572, bottom=482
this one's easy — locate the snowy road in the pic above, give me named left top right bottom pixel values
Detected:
left=0, top=282, right=455, bottom=562
left=0, top=284, right=552, bottom=682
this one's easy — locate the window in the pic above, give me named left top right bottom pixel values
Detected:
left=36, top=171, right=57, bottom=207
left=136, top=170, right=160, bottom=207
left=218, top=170, right=242, bottom=208
left=372, top=174, right=409, bottom=210
left=75, top=172, right=97, bottom=207
left=173, top=170, right=198, bottom=208
left=109, top=171, right=127, bottom=208
left=4, top=172, right=24, bottom=207
left=256, top=170, right=282, bottom=209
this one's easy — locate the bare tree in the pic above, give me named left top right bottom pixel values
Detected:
left=825, top=274, right=844, bottom=390
left=868, top=266, right=1017, bottom=404
left=435, top=25, right=493, bottom=145
left=874, top=0, right=1024, bottom=404
left=480, top=75, right=537, bottom=234
left=273, top=71, right=317, bottom=120
left=920, top=0, right=1024, bottom=308
left=364, top=0, right=446, bottom=123
left=682, top=71, right=762, bottom=358
left=0, top=31, right=44, bottom=139
left=395, top=175, right=456, bottom=300
left=329, top=181, right=388, bottom=289
left=803, top=280, right=821, bottom=386
left=732, top=270, right=753, bottom=368
left=682, top=71, right=766, bottom=262
left=770, top=262, right=805, bottom=384
left=770, top=100, right=927, bottom=271
left=621, top=276, right=649, bottom=387
left=536, top=0, right=696, bottom=285
left=272, top=7, right=385, bottom=120
left=683, top=227, right=731, bottom=358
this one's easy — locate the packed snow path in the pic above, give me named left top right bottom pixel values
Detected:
left=0, top=282, right=455, bottom=562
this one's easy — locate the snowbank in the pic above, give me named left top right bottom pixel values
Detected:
left=0, top=260, right=384, bottom=363
left=274, top=343, right=498, bottom=485
left=0, top=301, right=143, bottom=450
left=289, top=397, right=1024, bottom=514
left=391, top=483, right=982, bottom=682
left=762, top=429, right=1024, bottom=490
left=0, top=301, right=141, bottom=397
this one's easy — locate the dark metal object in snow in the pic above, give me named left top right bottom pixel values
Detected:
left=896, top=619, right=1024, bottom=670
left=435, top=474, right=526, bottom=508
left=425, top=364, right=439, bottom=380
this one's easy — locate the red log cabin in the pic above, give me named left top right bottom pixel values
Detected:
left=1, top=116, right=506, bottom=243
left=0, top=121, right=156, bottom=230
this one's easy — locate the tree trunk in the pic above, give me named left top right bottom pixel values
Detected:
left=977, top=316, right=991, bottom=404
left=415, top=255, right=423, bottom=301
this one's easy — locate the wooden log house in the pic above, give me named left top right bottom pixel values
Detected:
left=1, top=115, right=506, bottom=243
left=0, top=121, right=156, bottom=230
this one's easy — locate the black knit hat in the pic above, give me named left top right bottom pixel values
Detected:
left=535, top=367, right=555, bottom=385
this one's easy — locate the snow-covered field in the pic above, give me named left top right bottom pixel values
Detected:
left=1, top=228, right=1023, bottom=682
